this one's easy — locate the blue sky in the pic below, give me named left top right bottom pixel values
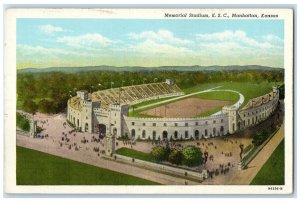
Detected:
left=17, top=19, right=284, bottom=69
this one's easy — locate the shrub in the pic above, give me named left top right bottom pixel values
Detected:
left=252, top=129, right=273, bottom=146
left=168, top=149, right=183, bottom=165
left=16, top=113, right=30, bottom=132
left=36, top=126, right=44, bottom=133
left=182, top=146, right=203, bottom=167
left=150, top=146, right=167, bottom=162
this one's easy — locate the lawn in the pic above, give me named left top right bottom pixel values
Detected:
left=184, top=81, right=274, bottom=108
left=16, top=146, right=159, bottom=185
left=250, top=139, right=284, bottom=185
left=115, top=147, right=154, bottom=162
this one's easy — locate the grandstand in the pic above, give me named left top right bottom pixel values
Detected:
left=68, top=96, right=83, bottom=111
left=69, top=81, right=183, bottom=110
left=242, top=91, right=276, bottom=109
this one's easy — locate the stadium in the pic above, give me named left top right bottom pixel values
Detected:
left=67, top=79, right=279, bottom=141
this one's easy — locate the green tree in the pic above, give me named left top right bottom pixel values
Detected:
left=23, top=100, right=38, bottom=114
left=38, top=99, right=57, bottom=114
left=150, top=146, right=167, bottom=162
left=168, top=149, right=183, bottom=165
left=182, top=146, right=203, bottom=167
left=16, top=113, right=30, bottom=132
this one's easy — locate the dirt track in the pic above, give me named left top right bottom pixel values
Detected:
left=140, top=97, right=229, bottom=118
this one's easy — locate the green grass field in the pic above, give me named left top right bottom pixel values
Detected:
left=250, top=139, right=284, bottom=185
left=116, top=148, right=154, bottom=162
left=184, top=81, right=274, bottom=108
left=17, top=146, right=159, bottom=185
left=129, top=81, right=273, bottom=118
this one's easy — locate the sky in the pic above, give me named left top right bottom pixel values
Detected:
left=17, top=19, right=284, bottom=69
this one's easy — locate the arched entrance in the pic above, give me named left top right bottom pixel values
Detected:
left=194, top=130, right=200, bottom=140
left=131, top=129, right=136, bottom=139
left=162, top=131, right=168, bottom=140
left=98, top=124, right=106, bottom=136
left=152, top=131, right=156, bottom=140
left=220, top=126, right=224, bottom=135
left=237, top=122, right=241, bottom=130
left=85, top=123, right=88, bottom=132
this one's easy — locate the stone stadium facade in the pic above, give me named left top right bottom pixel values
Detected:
left=67, top=79, right=279, bottom=140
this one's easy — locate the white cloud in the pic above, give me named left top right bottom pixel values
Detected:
left=39, top=24, right=67, bottom=35
left=195, top=29, right=284, bottom=58
left=129, top=30, right=191, bottom=46
left=17, top=44, right=89, bottom=57
left=128, top=39, right=197, bottom=58
left=196, top=30, right=281, bottom=49
left=196, top=30, right=246, bottom=41
left=56, top=33, right=112, bottom=48
left=262, top=34, right=283, bottom=43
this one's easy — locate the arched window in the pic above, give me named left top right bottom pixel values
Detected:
left=213, top=128, right=216, bottom=136
left=174, top=131, right=178, bottom=139
left=142, top=130, right=146, bottom=138
left=205, top=129, right=208, bottom=136
left=131, top=129, right=136, bottom=138
left=185, top=131, right=189, bottom=139
left=194, top=130, right=200, bottom=140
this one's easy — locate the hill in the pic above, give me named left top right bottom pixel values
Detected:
left=17, top=65, right=283, bottom=73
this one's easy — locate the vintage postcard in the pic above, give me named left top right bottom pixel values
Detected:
left=4, top=8, right=294, bottom=194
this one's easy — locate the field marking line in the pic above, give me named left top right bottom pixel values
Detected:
left=210, top=89, right=245, bottom=115
left=130, top=86, right=222, bottom=112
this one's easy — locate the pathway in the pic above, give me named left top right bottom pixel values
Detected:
left=16, top=133, right=200, bottom=185
left=227, top=123, right=284, bottom=185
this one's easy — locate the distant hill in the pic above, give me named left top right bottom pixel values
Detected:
left=17, top=65, right=284, bottom=73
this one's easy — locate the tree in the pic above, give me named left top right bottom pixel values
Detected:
left=38, top=99, right=57, bottom=114
left=16, top=113, right=30, bottom=132
left=150, top=146, right=167, bottom=162
left=23, top=99, right=38, bottom=114
left=182, top=146, right=203, bottom=167
left=168, top=149, right=183, bottom=165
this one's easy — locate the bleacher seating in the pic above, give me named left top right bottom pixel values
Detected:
left=243, top=92, right=275, bottom=110
left=90, top=82, right=183, bottom=109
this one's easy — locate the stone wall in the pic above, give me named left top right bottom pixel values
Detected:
left=123, top=114, right=229, bottom=140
